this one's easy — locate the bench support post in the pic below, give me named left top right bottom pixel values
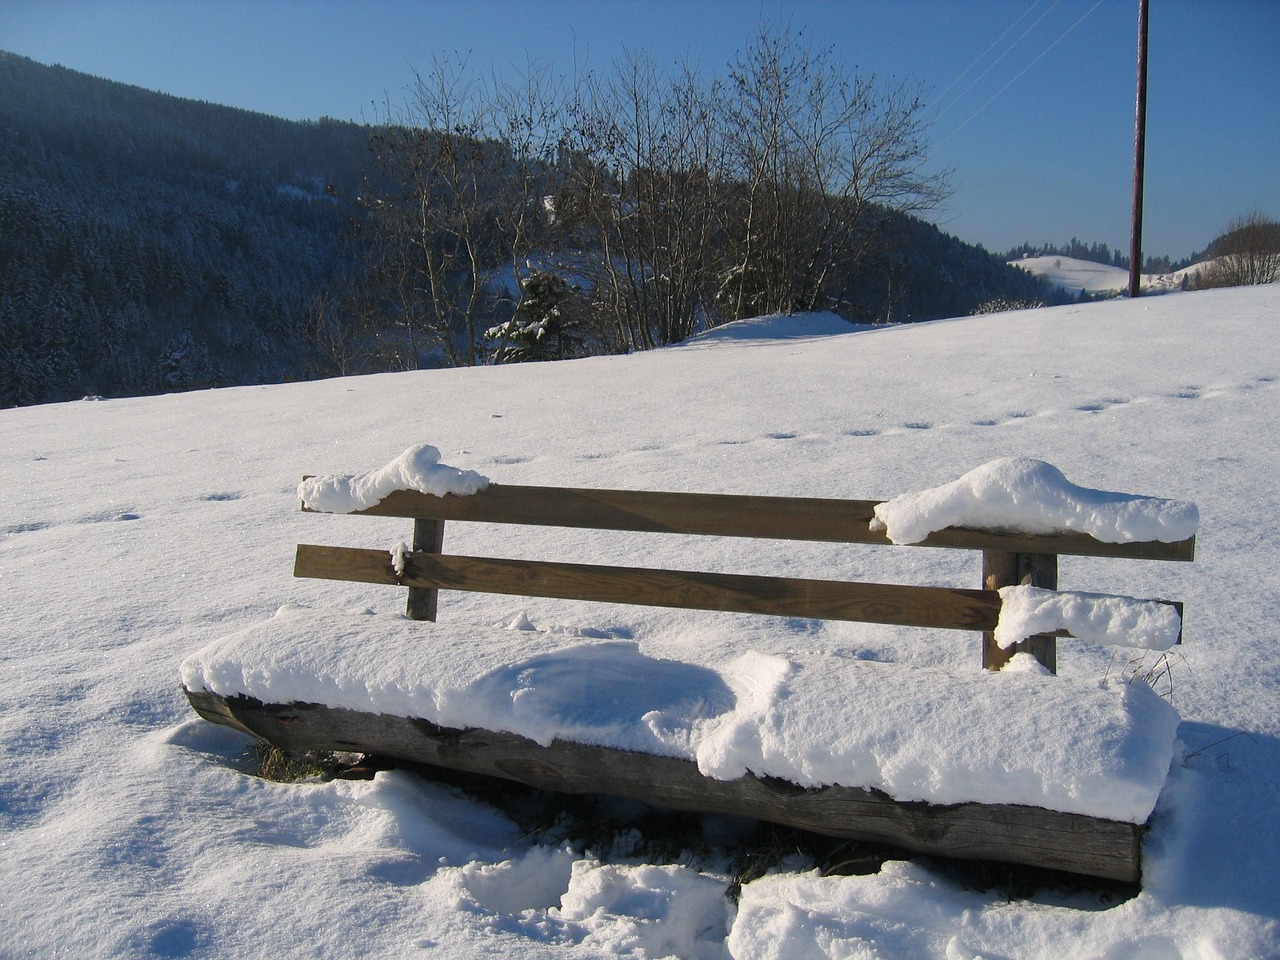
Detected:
left=982, top=550, right=1058, bottom=673
left=406, top=519, right=446, bottom=621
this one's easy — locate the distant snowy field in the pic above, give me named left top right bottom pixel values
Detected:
left=3, top=286, right=1279, bottom=958
left=1010, top=254, right=1200, bottom=296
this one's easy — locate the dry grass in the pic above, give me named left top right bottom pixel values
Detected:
left=1106, top=648, right=1188, bottom=703
left=251, top=742, right=338, bottom=782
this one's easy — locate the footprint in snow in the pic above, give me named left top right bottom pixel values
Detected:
left=4, top=520, right=52, bottom=535
left=76, top=510, right=140, bottom=524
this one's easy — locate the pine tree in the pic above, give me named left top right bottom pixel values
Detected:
left=487, top=270, right=583, bottom=363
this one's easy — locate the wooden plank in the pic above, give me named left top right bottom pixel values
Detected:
left=185, top=688, right=1143, bottom=883
left=920, top=524, right=1192, bottom=561
left=294, top=544, right=1005, bottom=631
left=303, top=483, right=1195, bottom=561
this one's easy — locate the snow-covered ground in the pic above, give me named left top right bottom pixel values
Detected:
left=1010, top=254, right=1200, bottom=296
left=3, top=285, right=1279, bottom=958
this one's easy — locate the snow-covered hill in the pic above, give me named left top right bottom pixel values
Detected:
left=1010, top=254, right=1201, bottom=296
left=3, top=286, right=1279, bottom=958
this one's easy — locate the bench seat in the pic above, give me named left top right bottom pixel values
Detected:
left=182, top=606, right=1180, bottom=826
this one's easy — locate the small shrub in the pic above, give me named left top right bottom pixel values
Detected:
left=970, top=297, right=1045, bottom=316
left=1190, top=211, right=1280, bottom=289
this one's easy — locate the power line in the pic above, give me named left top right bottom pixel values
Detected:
left=930, top=0, right=1044, bottom=114
left=936, top=0, right=1110, bottom=147
left=932, top=0, right=1059, bottom=123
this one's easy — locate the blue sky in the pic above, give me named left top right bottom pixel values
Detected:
left=3, top=0, right=1276, bottom=260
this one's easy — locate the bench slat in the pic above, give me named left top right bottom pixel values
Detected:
left=317, top=484, right=1195, bottom=561
left=294, top=544, right=1004, bottom=630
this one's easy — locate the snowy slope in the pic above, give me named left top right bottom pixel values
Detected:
left=3, top=286, right=1279, bottom=958
left=1010, top=254, right=1199, bottom=296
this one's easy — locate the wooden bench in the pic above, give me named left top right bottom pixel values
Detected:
left=185, top=480, right=1194, bottom=883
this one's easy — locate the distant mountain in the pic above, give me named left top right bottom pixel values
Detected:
left=0, top=52, right=381, bottom=406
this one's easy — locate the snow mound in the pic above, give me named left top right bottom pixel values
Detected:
left=872, top=457, right=1198, bottom=545
left=996, top=585, right=1183, bottom=650
left=297, top=444, right=489, bottom=513
left=683, top=311, right=872, bottom=344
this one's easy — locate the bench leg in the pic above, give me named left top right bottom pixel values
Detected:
left=407, top=518, right=446, bottom=621
left=982, top=550, right=1058, bottom=674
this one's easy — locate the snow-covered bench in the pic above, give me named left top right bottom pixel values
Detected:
left=182, top=450, right=1197, bottom=883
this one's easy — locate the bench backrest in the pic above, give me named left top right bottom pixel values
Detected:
left=294, top=483, right=1194, bottom=674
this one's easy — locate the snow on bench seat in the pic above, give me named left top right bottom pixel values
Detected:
left=181, top=606, right=1181, bottom=826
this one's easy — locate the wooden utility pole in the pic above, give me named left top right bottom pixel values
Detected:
left=1128, top=0, right=1150, bottom=298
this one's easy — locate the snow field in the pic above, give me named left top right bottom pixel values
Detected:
left=2, top=285, right=1279, bottom=958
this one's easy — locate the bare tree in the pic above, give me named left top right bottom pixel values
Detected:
left=357, top=27, right=948, bottom=362
left=1193, top=211, right=1280, bottom=289
left=557, top=53, right=726, bottom=350
left=365, top=56, right=561, bottom=366
left=719, top=27, right=949, bottom=319
left=303, top=289, right=359, bottom=376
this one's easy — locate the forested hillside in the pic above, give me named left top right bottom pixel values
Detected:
left=0, top=53, right=375, bottom=406
left=846, top=212, right=1059, bottom=322
left=1, top=51, right=1057, bottom=408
